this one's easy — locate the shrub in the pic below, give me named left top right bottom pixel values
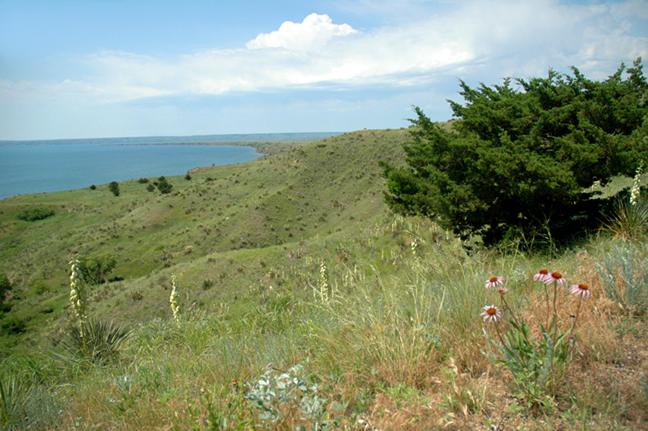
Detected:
left=58, top=319, right=131, bottom=363
left=16, top=207, right=55, bottom=222
left=381, top=59, right=648, bottom=247
left=77, top=253, right=116, bottom=285
left=0, top=317, right=26, bottom=335
left=108, top=181, right=120, bottom=197
left=146, top=183, right=155, bottom=192
left=185, top=173, right=192, bottom=180
left=596, top=242, right=648, bottom=315
left=0, top=273, right=10, bottom=301
left=157, top=176, right=173, bottom=194
left=138, top=178, right=149, bottom=183
left=0, top=374, right=60, bottom=430
left=89, top=184, right=96, bottom=190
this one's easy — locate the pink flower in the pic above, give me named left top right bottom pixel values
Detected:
left=533, top=269, right=550, bottom=282
left=569, top=284, right=591, bottom=299
left=485, top=276, right=505, bottom=289
left=544, top=272, right=567, bottom=286
left=497, top=287, right=508, bottom=295
left=481, top=305, right=502, bottom=323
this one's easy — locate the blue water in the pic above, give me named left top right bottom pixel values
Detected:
left=0, top=144, right=260, bottom=200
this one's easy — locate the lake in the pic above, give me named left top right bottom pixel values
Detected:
left=0, top=143, right=260, bottom=200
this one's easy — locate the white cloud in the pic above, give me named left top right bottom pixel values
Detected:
left=3, top=2, right=648, bottom=121
left=246, top=13, right=358, bottom=51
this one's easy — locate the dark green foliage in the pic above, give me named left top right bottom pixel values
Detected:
left=0, top=274, right=10, bottom=301
left=1, top=317, right=26, bottom=335
left=138, top=178, right=149, bottom=184
left=58, top=319, right=130, bottom=363
left=381, top=59, right=648, bottom=247
left=109, top=181, right=120, bottom=197
left=156, top=176, right=173, bottom=194
left=185, top=173, right=192, bottom=181
left=77, top=253, right=116, bottom=285
left=146, top=183, right=155, bottom=192
left=89, top=184, right=96, bottom=190
left=16, top=207, right=55, bottom=222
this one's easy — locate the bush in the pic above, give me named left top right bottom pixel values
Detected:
left=185, top=173, right=192, bottom=181
left=16, top=207, right=55, bottom=222
left=157, top=176, right=173, bottom=194
left=89, top=184, right=96, bottom=190
left=0, top=273, right=11, bottom=301
left=77, top=253, right=116, bottom=285
left=58, top=319, right=131, bottom=363
left=597, top=242, right=648, bottom=315
left=108, top=181, right=120, bottom=197
left=380, top=59, right=648, bottom=247
left=138, top=178, right=149, bottom=183
left=146, top=183, right=155, bottom=192
left=1, top=317, right=26, bottom=335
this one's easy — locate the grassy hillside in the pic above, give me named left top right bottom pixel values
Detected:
left=1, top=128, right=647, bottom=430
left=0, top=128, right=409, bottom=350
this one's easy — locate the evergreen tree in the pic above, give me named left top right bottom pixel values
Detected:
left=157, top=176, right=173, bottom=194
left=380, top=59, right=648, bottom=247
left=109, top=181, right=120, bottom=197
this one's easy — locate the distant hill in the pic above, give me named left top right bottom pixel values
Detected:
left=0, top=132, right=344, bottom=146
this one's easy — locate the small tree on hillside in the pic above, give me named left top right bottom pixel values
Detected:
left=157, top=176, right=173, bottom=194
left=109, top=181, right=120, bottom=197
left=78, top=253, right=117, bottom=285
left=380, top=59, right=648, bottom=247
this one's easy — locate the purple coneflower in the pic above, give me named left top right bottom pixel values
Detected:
left=544, top=271, right=567, bottom=286
left=497, top=287, right=508, bottom=295
left=534, top=269, right=549, bottom=282
left=481, top=305, right=502, bottom=323
left=569, top=284, right=591, bottom=300
left=485, top=276, right=505, bottom=289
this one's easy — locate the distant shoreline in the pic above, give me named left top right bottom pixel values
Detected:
left=0, top=132, right=343, bottom=146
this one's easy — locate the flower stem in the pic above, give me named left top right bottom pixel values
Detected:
left=568, top=296, right=583, bottom=361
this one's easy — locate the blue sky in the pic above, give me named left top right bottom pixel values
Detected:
left=1, top=0, right=647, bottom=140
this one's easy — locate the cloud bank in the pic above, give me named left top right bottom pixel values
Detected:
left=2, top=0, right=648, bottom=139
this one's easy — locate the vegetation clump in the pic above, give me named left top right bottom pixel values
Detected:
left=108, top=181, right=120, bottom=196
left=381, top=59, right=648, bottom=247
left=16, top=207, right=55, bottom=222
left=155, top=176, right=173, bottom=194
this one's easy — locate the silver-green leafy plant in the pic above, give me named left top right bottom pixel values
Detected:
left=597, top=242, right=648, bottom=314
left=244, top=363, right=335, bottom=430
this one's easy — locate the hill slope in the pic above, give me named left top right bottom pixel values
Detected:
left=0, top=128, right=410, bottom=350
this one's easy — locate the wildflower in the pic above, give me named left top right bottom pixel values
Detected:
left=630, top=163, right=643, bottom=205
left=69, top=257, right=87, bottom=325
left=544, top=272, right=567, bottom=286
left=481, top=305, right=502, bottom=323
left=497, top=287, right=508, bottom=295
left=533, top=269, right=549, bottom=282
left=485, top=276, right=505, bottom=289
left=569, top=284, right=591, bottom=300
left=170, top=275, right=181, bottom=321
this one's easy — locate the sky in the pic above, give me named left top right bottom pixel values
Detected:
left=1, top=0, right=647, bottom=141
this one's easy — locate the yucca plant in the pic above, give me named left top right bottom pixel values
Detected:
left=603, top=194, right=648, bottom=240
left=59, top=318, right=131, bottom=364
left=0, top=371, right=60, bottom=430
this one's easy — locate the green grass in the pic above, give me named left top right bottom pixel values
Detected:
left=1, top=127, right=647, bottom=429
